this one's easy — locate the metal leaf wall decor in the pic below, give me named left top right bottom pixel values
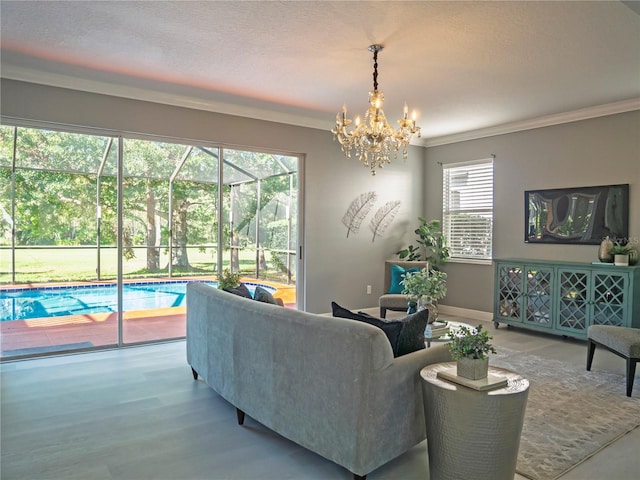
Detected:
left=369, top=201, right=401, bottom=242
left=342, top=191, right=377, bottom=238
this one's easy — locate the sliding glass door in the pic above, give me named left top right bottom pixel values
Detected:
left=0, top=124, right=300, bottom=358
left=0, top=126, right=119, bottom=355
left=223, top=149, right=298, bottom=289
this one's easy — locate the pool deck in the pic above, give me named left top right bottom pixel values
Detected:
left=1, top=277, right=296, bottom=359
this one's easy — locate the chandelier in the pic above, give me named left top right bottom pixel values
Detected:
left=332, top=44, right=421, bottom=175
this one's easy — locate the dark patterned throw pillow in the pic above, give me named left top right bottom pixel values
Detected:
left=223, top=282, right=252, bottom=299
left=254, top=286, right=278, bottom=304
left=331, top=302, right=404, bottom=356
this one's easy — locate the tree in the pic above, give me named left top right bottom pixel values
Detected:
left=2, top=126, right=296, bottom=282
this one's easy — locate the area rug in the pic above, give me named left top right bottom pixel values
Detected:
left=491, top=348, right=640, bottom=480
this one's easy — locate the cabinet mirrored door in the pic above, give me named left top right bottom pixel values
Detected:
left=524, top=267, right=553, bottom=328
left=557, top=269, right=590, bottom=334
left=497, top=265, right=523, bottom=322
left=592, top=272, right=628, bottom=326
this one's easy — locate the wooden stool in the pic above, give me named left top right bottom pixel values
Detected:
left=587, top=325, right=640, bottom=397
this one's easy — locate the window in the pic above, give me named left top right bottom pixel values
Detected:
left=442, top=158, right=494, bottom=262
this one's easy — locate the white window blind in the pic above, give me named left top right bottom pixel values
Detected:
left=442, top=159, right=494, bottom=261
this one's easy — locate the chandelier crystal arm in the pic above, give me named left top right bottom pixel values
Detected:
left=331, top=44, right=421, bottom=176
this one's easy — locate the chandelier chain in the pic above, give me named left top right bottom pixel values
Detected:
left=372, top=48, right=379, bottom=91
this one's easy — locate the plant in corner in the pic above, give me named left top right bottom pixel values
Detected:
left=448, top=324, right=497, bottom=380
left=217, top=268, right=241, bottom=290
left=397, top=217, right=450, bottom=270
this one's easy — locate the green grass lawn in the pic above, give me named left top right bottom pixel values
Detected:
left=0, top=247, right=293, bottom=285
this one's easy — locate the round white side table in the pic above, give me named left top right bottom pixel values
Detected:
left=420, top=362, right=529, bottom=480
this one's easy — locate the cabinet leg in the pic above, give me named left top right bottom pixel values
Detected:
left=494, top=321, right=500, bottom=328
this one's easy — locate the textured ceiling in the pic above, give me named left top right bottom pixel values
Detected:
left=1, top=1, right=639, bottom=145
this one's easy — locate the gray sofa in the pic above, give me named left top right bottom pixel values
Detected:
left=186, top=283, right=452, bottom=480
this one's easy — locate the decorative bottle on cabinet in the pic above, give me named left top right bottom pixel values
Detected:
left=626, top=243, right=638, bottom=266
left=598, top=236, right=614, bottom=263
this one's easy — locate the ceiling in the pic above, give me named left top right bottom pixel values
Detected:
left=1, top=1, right=639, bottom=146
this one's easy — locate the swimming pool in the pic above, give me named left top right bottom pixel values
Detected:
left=0, top=281, right=275, bottom=321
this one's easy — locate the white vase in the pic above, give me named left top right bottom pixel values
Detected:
left=598, top=236, right=614, bottom=262
left=418, top=298, right=438, bottom=323
left=614, top=254, right=629, bottom=266
left=457, top=357, right=489, bottom=380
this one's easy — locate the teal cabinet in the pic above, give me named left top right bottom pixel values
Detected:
left=494, top=259, right=640, bottom=339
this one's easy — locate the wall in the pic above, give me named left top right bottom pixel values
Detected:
left=0, top=79, right=424, bottom=313
left=425, top=110, right=640, bottom=315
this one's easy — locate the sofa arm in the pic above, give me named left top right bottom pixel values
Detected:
left=401, top=342, right=454, bottom=368
left=353, top=344, right=453, bottom=475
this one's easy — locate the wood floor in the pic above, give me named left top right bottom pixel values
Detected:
left=1, top=314, right=639, bottom=480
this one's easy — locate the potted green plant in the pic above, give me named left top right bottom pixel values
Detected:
left=448, top=324, right=497, bottom=380
left=610, top=244, right=632, bottom=266
left=397, top=217, right=450, bottom=270
left=401, top=268, right=447, bottom=321
left=218, top=268, right=241, bottom=290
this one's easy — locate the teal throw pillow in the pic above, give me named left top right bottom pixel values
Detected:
left=388, top=265, right=421, bottom=294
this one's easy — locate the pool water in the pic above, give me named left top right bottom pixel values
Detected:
left=0, top=281, right=273, bottom=321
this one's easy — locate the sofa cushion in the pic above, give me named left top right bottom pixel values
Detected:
left=254, top=285, right=278, bottom=305
left=331, top=302, right=403, bottom=355
left=223, top=282, right=252, bottom=298
left=388, top=264, right=422, bottom=294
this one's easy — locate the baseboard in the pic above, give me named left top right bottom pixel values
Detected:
left=437, top=305, right=493, bottom=322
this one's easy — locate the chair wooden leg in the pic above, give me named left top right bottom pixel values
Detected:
left=586, top=340, right=596, bottom=371
left=626, top=358, right=637, bottom=397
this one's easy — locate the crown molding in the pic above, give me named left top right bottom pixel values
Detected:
left=0, top=67, right=328, bottom=130
left=3, top=67, right=639, bottom=148
left=420, top=98, right=640, bottom=147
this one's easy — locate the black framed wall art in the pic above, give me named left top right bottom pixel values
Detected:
left=525, top=184, right=629, bottom=245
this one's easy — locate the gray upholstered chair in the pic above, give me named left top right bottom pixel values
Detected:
left=379, top=260, right=428, bottom=318
left=587, top=325, right=640, bottom=397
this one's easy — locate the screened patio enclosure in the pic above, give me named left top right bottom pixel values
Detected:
left=0, top=125, right=299, bottom=358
